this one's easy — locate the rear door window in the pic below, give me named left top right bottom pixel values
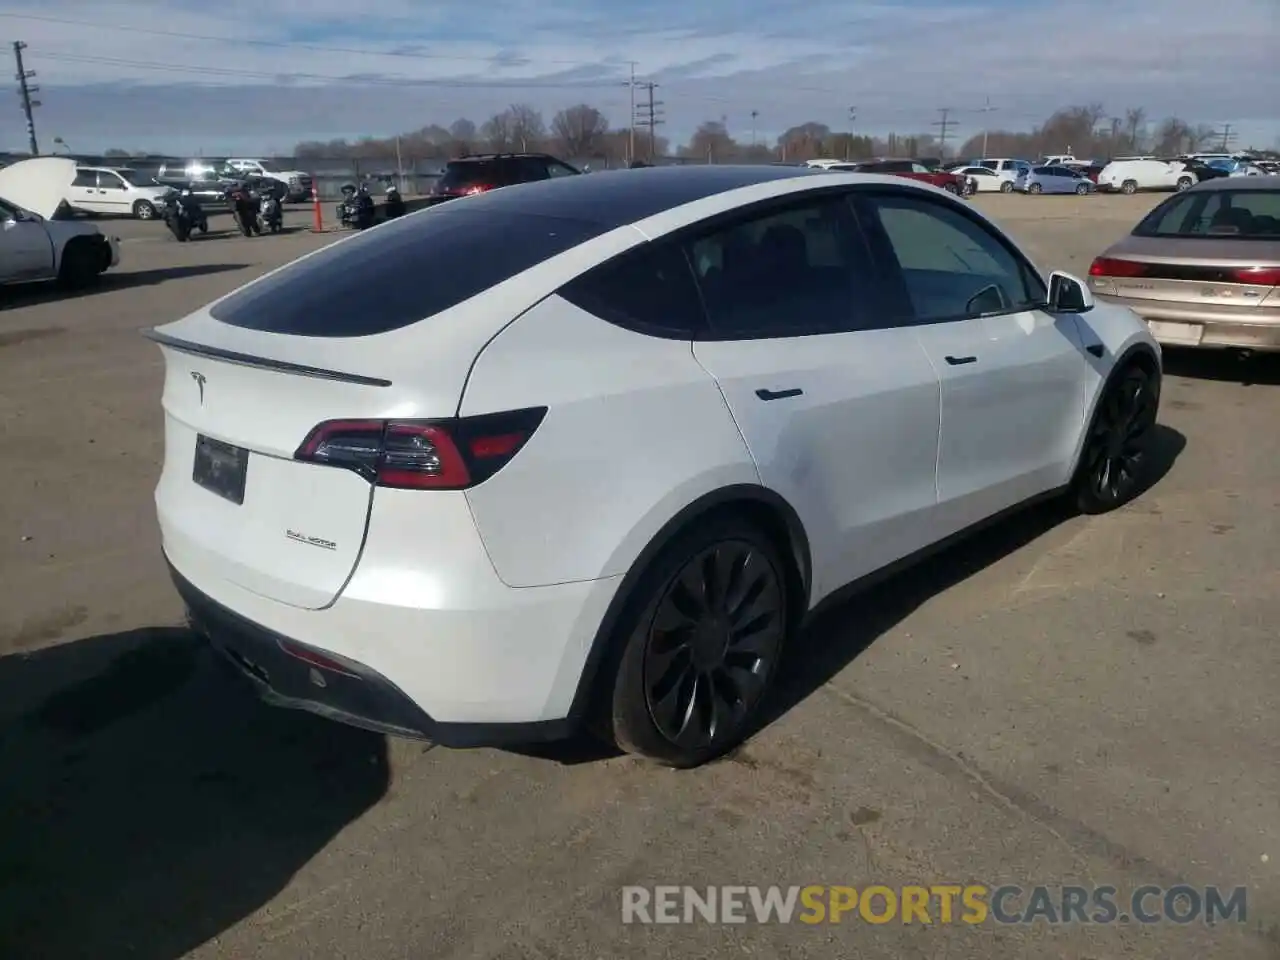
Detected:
left=682, top=195, right=890, bottom=337
left=210, top=208, right=607, bottom=337
left=438, top=162, right=495, bottom=191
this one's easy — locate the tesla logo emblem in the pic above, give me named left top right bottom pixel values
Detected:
left=190, top=371, right=206, bottom=404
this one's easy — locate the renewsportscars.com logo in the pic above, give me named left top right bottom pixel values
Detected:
left=621, top=885, right=1248, bottom=926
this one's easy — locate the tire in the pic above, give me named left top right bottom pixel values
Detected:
left=942, top=182, right=959, bottom=195
left=1121, top=180, right=1138, bottom=195
left=603, top=513, right=790, bottom=768
left=132, top=200, right=156, bottom=220
left=1176, top=177, right=1193, bottom=192
left=1000, top=181, right=1014, bottom=193
left=57, top=238, right=104, bottom=288
left=1029, top=182, right=1043, bottom=194
left=1075, top=183, right=1089, bottom=195
left=1071, top=362, right=1160, bottom=515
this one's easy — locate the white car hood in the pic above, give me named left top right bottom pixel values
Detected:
left=0, top=156, right=77, bottom=220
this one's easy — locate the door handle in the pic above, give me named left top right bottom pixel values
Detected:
left=944, top=355, right=978, bottom=365
left=755, top=387, right=803, bottom=401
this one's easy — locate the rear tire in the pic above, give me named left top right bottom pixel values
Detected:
left=57, top=238, right=103, bottom=288
left=1029, top=182, right=1043, bottom=194
left=1071, top=363, right=1160, bottom=514
left=1075, top=183, right=1089, bottom=195
left=942, top=182, right=959, bottom=194
left=603, top=513, right=790, bottom=768
left=1121, top=179, right=1138, bottom=195
left=1000, top=181, right=1014, bottom=193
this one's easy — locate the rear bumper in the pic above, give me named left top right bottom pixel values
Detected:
left=171, top=561, right=586, bottom=747
left=1095, top=294, right=1280, bottom=350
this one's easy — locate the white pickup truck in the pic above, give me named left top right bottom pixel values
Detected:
left=223, top=159, right=314, bottom=201
left=0, top=157, right=121, bottom=288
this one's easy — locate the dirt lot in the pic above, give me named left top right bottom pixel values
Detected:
left=1, top=195, right=1278, bottom=960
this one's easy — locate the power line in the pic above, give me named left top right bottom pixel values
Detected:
left=13, top=41, right=39, bottom=155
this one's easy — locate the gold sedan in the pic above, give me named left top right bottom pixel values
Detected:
left=1088, top=177, right=1280, bottom=351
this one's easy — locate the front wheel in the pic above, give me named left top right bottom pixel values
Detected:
left=942, top=182, right=959, bottom=195
left=604, top=514, right=790, bottom=768
left=1176, top=177, right=1193, bottom=191
left=57, top=239, right=103, bottom=288
left=1072, top=363, right=1160, bottom=514
left=133, top=200, right=156, bottom=220
left=1121, top=180, right=1138, bottom=195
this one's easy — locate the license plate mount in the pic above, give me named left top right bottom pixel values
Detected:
left=193, top=435, right=249, bottom=505
left=1147, top=320, right=1204, bottom=344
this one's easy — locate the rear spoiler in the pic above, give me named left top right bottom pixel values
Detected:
left=142, top=329, right=392, bottom=387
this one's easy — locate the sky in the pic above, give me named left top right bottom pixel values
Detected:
left=0, top=0, right=1276, bottom=157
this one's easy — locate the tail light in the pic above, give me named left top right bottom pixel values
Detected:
left=294, top=407, right=546, bottom=490
left=1089, top=258, right=1280, bottom=286
left=1089, top=257, right=1151, bottom=278
left=1229, top=267, right=1280, bottom=286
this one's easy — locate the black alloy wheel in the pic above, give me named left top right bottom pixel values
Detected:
left=1075, top=365, right=1159, bottom=513
left=605, top=516, right=789, bottom=767
left=643, top=541, right=784, bottom=751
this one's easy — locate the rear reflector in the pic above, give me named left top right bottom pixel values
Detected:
left=1090, top=257, right=1280, bottom=286
left=276, top=638, right=362, bottom=678
left=294, top=407, right=546, bottom=490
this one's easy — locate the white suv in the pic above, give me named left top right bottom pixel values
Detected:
left=149, top=167, right=1161, bottom=767
left=68, top=166, right=172, bottom=219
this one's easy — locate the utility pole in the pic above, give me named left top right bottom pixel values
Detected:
left=932, top=107, right=954, bottom=158
left=976, top=98, right=996, bottom=158
left=750, top=109, right=758, bottom=147
left=1217, top=123, right=1235, bottom=152
left=13, top=41, right=40, bottom=156
left=626, top=62, right=636, bottom=164
left=846, top=106, right=857, bottom=159
left=633, top=82, right=664, bottom=161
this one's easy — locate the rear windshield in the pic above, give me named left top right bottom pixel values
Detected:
left=1135, top=189, right=1280, bottom=240
left=438, top=161, right=504, bottom=190
left=210, top=207, right=605, bottom=337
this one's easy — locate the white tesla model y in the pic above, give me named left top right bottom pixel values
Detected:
left=149, top=166, right=1161, bottom=768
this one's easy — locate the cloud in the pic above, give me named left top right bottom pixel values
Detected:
left=0, top=0, right=1275, bottom=154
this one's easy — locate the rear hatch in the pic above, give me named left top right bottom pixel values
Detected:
left=151, top=200, right=617, bottom=610
left=1089, top=236, right=1280, bottom=310
left=430, top=160, right=510, bottom=201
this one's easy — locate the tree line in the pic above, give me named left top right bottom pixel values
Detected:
left=95, top=101, right=1255, bottom=165
left=288, top=102, right=1248, bottom=164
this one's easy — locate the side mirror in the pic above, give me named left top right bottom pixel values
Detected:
left=1047, top=270, right=1093, bottom=313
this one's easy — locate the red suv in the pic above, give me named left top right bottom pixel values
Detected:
left=427, top=153, right=581, bottom=205
left=828, top=158, right=966, bottom=194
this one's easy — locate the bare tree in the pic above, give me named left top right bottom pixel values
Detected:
left=1125, top=107, right=1147, bottom=150
left=481, top=111, right=515, bottom=151
left=684, top=121, right=736, bottom=162
left=551, top=104, right=609, bottom=157
left=1154, top=117, right=1193, bottom=155
left=506, top=103, right=546, bottom=152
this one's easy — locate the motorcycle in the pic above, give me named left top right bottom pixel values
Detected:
left=225, top=182, right=261, bottom=237
left=337, top=183, right=377, bottom=230
left=258, top=193, right=284, bottom=234
left=163, top=190, right=208, bottom=242
left=383, top=184, right=406, bottom=219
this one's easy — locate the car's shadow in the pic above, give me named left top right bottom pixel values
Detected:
left=0, top=627, right=390, bottom=960
left=517, top=423, right=1188, bottom=766
left=1, top=264, right=252, bottom=308
left=1160, top=346, right=1280, bottom=386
